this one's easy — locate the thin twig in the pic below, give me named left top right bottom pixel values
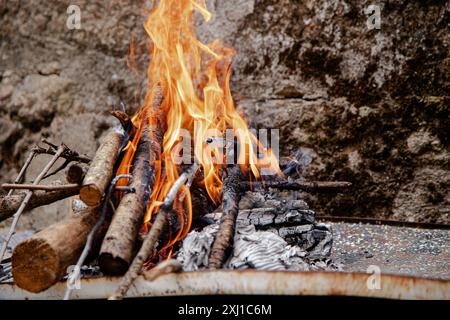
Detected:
left=64, top=174, right=132, bottom=300
left=1, top=183, right=81, bottom=191
left=41, top=159, right=72, bottom=180
left=240, top=180, right=352, bottom=192
left=7, top=150, right=37, bottom=197
left=109, top=163, right=199, bottom=300
left=0, top=145, right=67, bottom=262
left=33, top=143, right=91, bottom=164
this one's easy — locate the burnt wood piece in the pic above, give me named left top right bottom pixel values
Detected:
left=11, top=206, right=108, bottom=293
left=203, top=199, right=314, bottom=228
left=240, top=180, right=352, bottom=192
left=109, top=163, right=198, bottom=300
left=99, top=87, right=165, bottom=275
left=110, top=110, right=132, bottom=130
left=0, top=188, right=80, bottom=222
left=208, top=166, right=242, bottom=269
left=65, top=163, right=87, bottom=184
left=80, top=129, right=123, bottom=206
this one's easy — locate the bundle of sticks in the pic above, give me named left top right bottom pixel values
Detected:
left=0, top=94, right=351, bottom=299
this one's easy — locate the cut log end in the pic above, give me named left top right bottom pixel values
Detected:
left=98, top=253, right=129, bottom=276
left=65, top=163, right=86, bottom=184
left=12, top=239, right=61, bottom=293
left=79, top=184, right=102, bottom=206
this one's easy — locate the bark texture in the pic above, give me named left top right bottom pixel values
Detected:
left=80, top=129, right=123, bottom=206
left=11, top=206, right=106, bottom=293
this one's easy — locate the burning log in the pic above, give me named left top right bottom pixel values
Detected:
left=80, top=129, right=123, bottom=206
left=11, top=206, right=106, bottom=293
left=98, top=128, right=153, bottom=275
left=65, top=163, right=87, bottom=184
left=99, top=88, right=164, bottom=275
left=240, top=180, right=352, bottom=192
left=109, top=163, right=199, bottom=300
left=208, top=166, right=242, bottom=269
left=0, top=188, right=80, bottom=222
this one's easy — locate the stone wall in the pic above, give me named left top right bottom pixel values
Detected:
left=0, top=0, right=448, bottom=230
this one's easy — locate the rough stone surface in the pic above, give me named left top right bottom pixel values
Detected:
left=0, top=0, right=449, bottom=230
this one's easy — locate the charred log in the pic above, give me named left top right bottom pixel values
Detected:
left=99, top=87, right=164, bottom=275
left=208, top=166, right=242, bottom=269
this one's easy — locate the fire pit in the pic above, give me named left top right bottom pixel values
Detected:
left=0, top=0, right=448, bottom=302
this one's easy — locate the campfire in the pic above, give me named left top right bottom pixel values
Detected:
left=0, top=0, right=351, bottom=299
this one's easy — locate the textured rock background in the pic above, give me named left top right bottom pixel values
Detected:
left=0, top=0, right=448, bottom=230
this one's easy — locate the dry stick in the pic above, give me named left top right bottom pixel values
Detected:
left=109, top=163, right=199, bottom=300
left=0, top=145, right=66, bottom=262
left=1, top=183, right=81, bottom=191
left=0, top=189, right=81, bottom=222
left=6, top=149, right=37, bottom=197
left=64, top=174, right=132, bottom=300
left=240, top=180, right=352, bottom=192
left=208, top=165, right=242, bottom=269
left=99, top=87, right=165, bottom=275
left=34, top=143, right=91, bottom=164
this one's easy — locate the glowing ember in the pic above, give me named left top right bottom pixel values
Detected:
left=116, top=0, right=281, bottom=259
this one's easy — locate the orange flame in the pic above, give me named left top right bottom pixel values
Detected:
left=116, top=0, right=281, bottom=256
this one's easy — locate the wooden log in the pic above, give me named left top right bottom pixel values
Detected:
left=80, top=129, right=123, bottom=206
left=98, top=127, right=152, bottom=275
left=99, top=87, right=165, bottom=275
left=109, top=163, right=198, bottom=300
left=11, top=206, right=106, bottom=293
left=0, top=188, right=80, bottom=222
left=65, top=163, right=87, bottom=184
left=1, top=183, right=81, bottom=191
left=208, top=166, right=242, bottom=269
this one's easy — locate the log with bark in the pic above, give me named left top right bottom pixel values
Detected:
left=109, top=163, right=198, bottom=300
left=208, top=165, right=242, bottom=269
left=99, top=87, right=165, bottom=275
left=0, top=188, right=80, bottom=222
left=79, top=129, right=123, bottom=206
left=11, top=206, right=107, bottom=293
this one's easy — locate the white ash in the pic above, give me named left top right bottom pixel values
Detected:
left=176, top=196, right=341, bottom=272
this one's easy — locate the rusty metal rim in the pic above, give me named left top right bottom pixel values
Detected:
left=0, top=270, right=449, bottom=300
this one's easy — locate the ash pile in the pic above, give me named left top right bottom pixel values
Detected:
left=178, top=191, right=339, bottom=272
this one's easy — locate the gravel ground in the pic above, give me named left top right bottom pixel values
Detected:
left=329, top=222, right=450, bottom=280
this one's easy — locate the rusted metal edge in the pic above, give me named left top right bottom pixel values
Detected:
left=0, top=270, right=449, bottom=300
left=317, top=216, right=450, bottom=230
